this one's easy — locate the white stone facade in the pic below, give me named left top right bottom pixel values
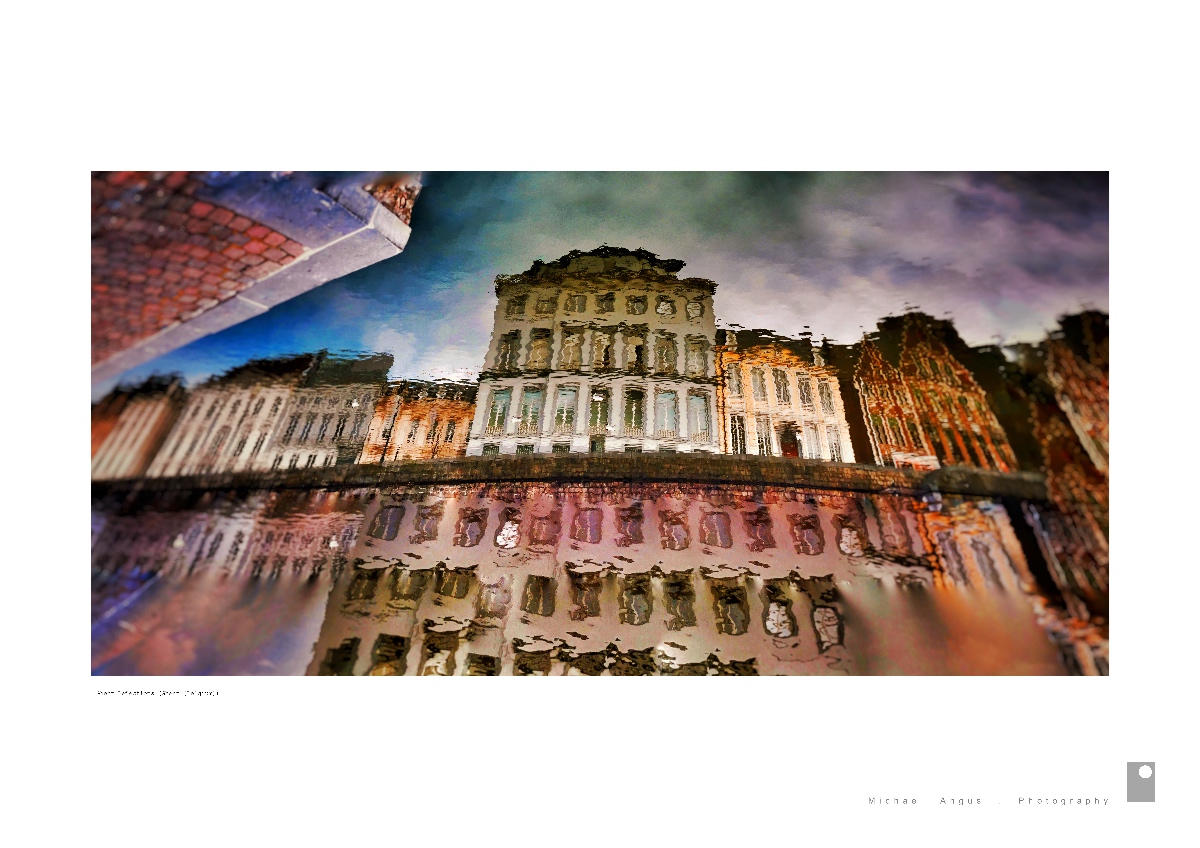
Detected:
left=722, top=361, right=855, bottom=461
left=466, top=250, right=720, bottom=455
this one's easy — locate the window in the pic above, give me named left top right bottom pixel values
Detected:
left=589, top=388, right=610, bottom=431
left=804, top=423, right=821, bottom=458
left=496, top=331, right=521, bottom=370
left=282, top=414, right=300, bottom=443
left=624, top=388, right=644, bottom=435
left=726, top=364, right=743, bottom=397
left=751, top=368, right=768, bottom=401
left=559, top=330, right=583, bottom=368
left=615, top=503, right=644, bottom=546
left=742, top=506, right=776, bottom=551
left=592, top=331, right=614, bottom=368
left=482, top=444, right=500, bottom=455
left=686, top=300, right=703, bottom=318
left=521, top=575, right=556, bottom=616
left=625, top=445, right=642, bottom=453
left=568, top=570, right=603, bottom=619
left=812, top=606, right=843, bottom=651
left=756, top=415, right=773, bottom=455
left=589, top=436, right=605, bottom=453
left=619, top=573, right=652, bottom=625
left=486, top=388, right=511, bottom=432
left=406, top=420, right=420, bottom=443
left=318, top=637, right=359, bottom=676
left=252, top=398, right=265, bottom=415
left=287, top=455, right=299, bottom=469
left=730, top=414, right=747, bottom=454
left=347, top=567, right=382, bottom=601
left=788, top=514, right=824, bottom=555
left=553, top=386, right=577, bottom=432
left=299, top=413, right=316, bottom=441
left=827, top=426, right=843, bottom=461
left=552, top=442, right=570, bottom=454
left=797, top=375, right=815, bottom=408
left=700, top=512, right=733, bottom=548
left=271, top=454, right=283, bottom=470
left=535, top=295, right=556, bottom=315
left=773, top=369, right=791, bottom=405
left=350, top=414, right=365, bottom=438
left=207, top=426, right=229, bottom=456
left=571, top=508, right=602, bottom=543
left=425, top=419, right=440, bottom=444
left=494, top=508, right=521, bottom=548
left=565, top=293, right=586, bottom=313
left=453, top=508, right=488, bottom=548
left=443, top=420, right=456, bottom=442
left=305, top=454, right=316, bottom=468
left=654, top=390, right=678, bottom=437
left=516, top=444, right=534, bottom=454
left=656, top=296, right=676, bottom=315
left=818, top=380, right=836, bottom=416
left=711, top=582, right=749, bottom=636
left=527, top=329, right=552, bottom=369
left=627, top=336, right=646, bottom=371
left=367, top=634, right=409, bottom=676
left=663, top=574, right=697, bottom=629
left=435, top=567, right=474, bottom=598
left=596, top=292, right=615, bottom=313
left=685, top=338, right=708, bottom=376
left=506, top=295, right=527, bottom=317
left=626, top=295, right=647, bottom=315
left=687, top=394, right=710, bottom=440
left=519, top=386, right=544, bottom=432
left=658, top=510, right=689, bottom=551
left=323, top=455, right=334, bottom=467
left=654, top=336, right=677, bottom=374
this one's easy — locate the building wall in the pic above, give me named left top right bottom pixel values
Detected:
left=467, top=250, right=719, bottom=456
left=303, top=481, right=1072, bottom=676
left=855, top=315, right=1017, bottom=472
left=145, top=382, right=297, bottom=478
left=266, top=384, right=379, bottom=472
left=358, top=381, right=477, bottom=463
left=91, top=381, right=184, bottom=480
left=716, top=340, right=855, bottom=462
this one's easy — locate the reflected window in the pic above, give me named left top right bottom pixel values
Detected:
left=368, top=505, right=405, bottom=541
left=571, top=507, right=602, bottom=544
left=453, top=508, right=488, bottom=547
left=494, top=508, right=521, bottom=549
left=521, top=575, right=556, bottom=616
left=788, top=513, right=824, bottom=555
left=700, top=512, right=733, bottom=548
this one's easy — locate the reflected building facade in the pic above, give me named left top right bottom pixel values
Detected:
left=855, top=313, right=1016, bottom=472
left=466, top=247, right=720, bottom=456
left=358, top=379, right=478, bottom=463
left=90, top=247, right=1110, bottom=676
left=715, top=329, right=855, bottom=461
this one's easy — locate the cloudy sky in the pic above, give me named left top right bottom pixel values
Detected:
left=96, top=172, right=1108, bottom=397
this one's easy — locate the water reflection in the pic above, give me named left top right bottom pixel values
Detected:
left=92, top=247, right=1108, bottom=675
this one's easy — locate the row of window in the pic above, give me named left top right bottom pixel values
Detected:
left=281, top=412, right=366, bottom=445
left=483, top=385, right=712, bottom=439
left=505, top=292, right=705, bottom=319
left=364, top=500, right=850, bottom=556
left=494, top=328, right=709, bottom=376
left=726, top=365, right=837, bottom=414
left=728, top=414, right=844, bottom=460
left=271, top=453, right=337, bottom=470
left=340, top=567, right=842, bottom=649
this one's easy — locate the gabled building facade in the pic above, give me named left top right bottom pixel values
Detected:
left=714, top=330, right=855, bottom=462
